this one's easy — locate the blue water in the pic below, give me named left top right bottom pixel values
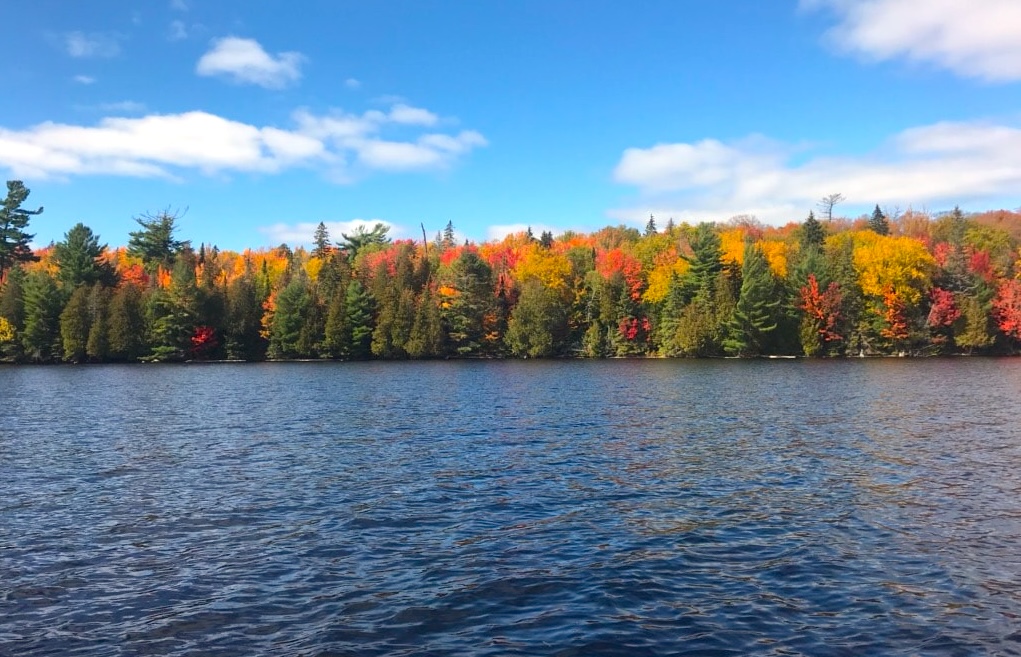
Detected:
left=3, top=359, right=1021, bottom=656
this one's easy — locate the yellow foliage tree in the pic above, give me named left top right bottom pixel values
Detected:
left=843, top=231, right=936, bottom=305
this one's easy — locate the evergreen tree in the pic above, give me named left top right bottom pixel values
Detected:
left=60, top=285, right=91, bottom=362
left=868, top=205, right=890, bottom=236
left=405, top=286, right=444, bottom=358
left=539, top=231, right=554, bottom=249
left=107, top=283, right=146, bottom=361
left=0, top=181, right=43, bottom=280
left=225, top=274, right=266, bottom=360
left=682, top=223, right=724, bottom=299
left=505, top=279, right=569, bottom=357
left=0, top=264, right=26, bottom=332
left=645, top=214, right=658, bottom=236
left=800, top=211, right=825, bottom=251
left=443, top=249, right=494, bottom=356
left=725, top=243, right=780, bottom=356
left=268, top=276, right=310, bottom=359
left=21, top=271, right=62, bottom=362
left=145, top=252, right=200, bottom=361
left=957, top=296, right=993, bottom=354
left=127, top=211, right=187, bottom=274
left=345, top=279, right=375, bottom=359
left=312, top=222, right=331, bottom=258
left=52, top=223, right=115, bottom=288
left=86, top=284, right=110, bottom=361
left=442, top=221, right=456, bottom=248
left=340, top=223, right=390, bottom=257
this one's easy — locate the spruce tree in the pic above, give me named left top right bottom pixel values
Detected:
left=645, top=214, right=658, bottom=236
left=800, top=211, right=825, bottom=251
left=505, top=279, right=569, bottom=357
left=52, top=223, right=115, bottom=288
left=725, top=242, right=780, bottom=356
left=268, top=276, right=310, bottom=359
left=868, top=205, right=890, bottom=236
left=312, top=222, right=331, bottom=258
left=405, top=286, right=444, bottom=358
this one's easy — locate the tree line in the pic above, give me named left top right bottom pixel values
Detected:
left=2, top=180, right=1021, bottom=363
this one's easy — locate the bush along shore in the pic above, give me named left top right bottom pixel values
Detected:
left=3, top=180, right=1021, bottom=363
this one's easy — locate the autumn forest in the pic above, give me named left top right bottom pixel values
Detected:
left=2, top=180, right=1021, bottom=363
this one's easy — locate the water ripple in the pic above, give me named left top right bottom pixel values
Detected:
left=2, top=359, right=1021, bottom=655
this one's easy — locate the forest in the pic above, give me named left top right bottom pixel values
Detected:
left=2, top=180, right=1021, bottom=363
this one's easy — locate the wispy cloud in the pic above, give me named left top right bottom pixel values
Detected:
left=0, top=103, right=485, bottom=182
left=611, top=119, right=1021, bottom=224
left=168, top=20, right=188, bottom=41
left=170, top=0, right=188, bottom=11
left=345, top=78, right=361, bottom=89
left=804, top=0, right=1021, bottom=82
left=73, top=75, right=96, bottom=85
left=63, top=31, right=121, bottom=58
left=196, top=37, right=304, bottom=88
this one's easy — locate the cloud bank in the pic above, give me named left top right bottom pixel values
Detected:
left=0, top=104, right=485, bottom=181
left=805, top=0, right=1021, bottom=81
left=612, top=119, right=1021, bottom=224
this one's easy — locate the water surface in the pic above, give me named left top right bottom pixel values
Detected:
left=3, top=359, right=1021, bottom=655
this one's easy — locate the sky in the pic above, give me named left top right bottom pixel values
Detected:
left=3, top=0, right=1021, bottom=251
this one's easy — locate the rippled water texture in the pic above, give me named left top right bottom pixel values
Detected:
left=3, top=359, right=1021, bottom=656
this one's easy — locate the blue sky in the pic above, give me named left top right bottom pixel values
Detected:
left=3, top=0, right=1021, bottom=250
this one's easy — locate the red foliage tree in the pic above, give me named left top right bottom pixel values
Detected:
left=799, top=274, right=843, bottom=343
left=190, top=325, right=219, bottom=360
left=993, top=279, right=1021, bottom=342
left=926, top=287, right=961, bottom=328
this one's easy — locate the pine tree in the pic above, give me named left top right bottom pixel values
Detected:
left=0, top=264, right=26, bottom=332
left=800, top=211, right=825, bottom=251
left=21, top=271, right=62, bottom=362
left=505, top=279, right=569, bottom=357
left=312, top=222, right=331, bottom=258
left=725, top=242, right=780, bottom=356
left=682, top=223, right=724, bottom=299
left=107, top=283, right=146, bottom=361
left=127, top=211, right=187, bottom=274
left=442, top=221, right=456, bottom=248
left=645, top=214, right=658, bottom=236
left=345, top=279, right=375, bottom=359
left=443, top=249, right=494, bottom=356
left=868, top=205, right=890, bottom=236
left=86, top=284, right=110, bottom=361
left=0, top=181, right=43, bottom=280
left=268, top=276, right=310, bottom=359
left=52, top=223, right=115, bottom=289
left=405, top=286, right=444, bottom=358
left=225, top=274, right=266, bottom=360
left=60, top=285, right=91, bottom=362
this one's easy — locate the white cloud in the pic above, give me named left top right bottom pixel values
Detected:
left=196, top=37, right=304, bottom=88
left=64, top=31, right=120, bottom=58
left=345, top=78, right=361, bottom=89
left=97, top=101, right=147, bottom=113
left=170, top=0, right=188, bottom=10
left=257, top=219, right=400, bottom=247
left=73, top=75, right=96, bottom=85
left=804, top=0, right=1021, bottom=81
left=168, top=20, right=188, bottom=41
left=388, top=104, right=439, bottom=126
left=611, top=119, right=1021, bottom=225
left=0, top=104, right=485, bottom=182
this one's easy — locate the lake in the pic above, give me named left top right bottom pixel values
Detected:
left=3, top=359, right=1021, bottom=656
